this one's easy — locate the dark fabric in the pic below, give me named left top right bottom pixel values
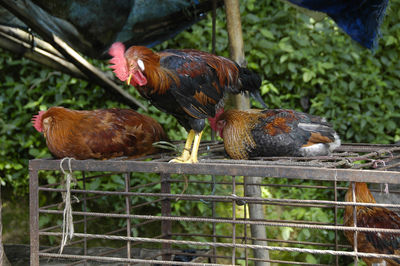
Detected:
left=288, top=0, right=389, bottom=49
left=0, top=0, right=212, bottom=58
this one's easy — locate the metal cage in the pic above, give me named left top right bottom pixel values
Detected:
left=29, top=142, right=400, bottom=265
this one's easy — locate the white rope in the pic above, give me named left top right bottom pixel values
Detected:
left=374, top=160, right=389, bottom=194
left=59, top=157, right=77, bottom=254
left=382, top=160, right=389, bottom=194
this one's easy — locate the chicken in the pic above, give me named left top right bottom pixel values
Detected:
left=209, top=108, right=340, bottom=159
left=32, top=106, right=168, bottom=160
left=344, top=182, right=400, bottom=266
left=109, top=42, right=265, bottom=163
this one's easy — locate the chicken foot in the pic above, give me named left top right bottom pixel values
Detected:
left=170, top=130, right=203, bottom=163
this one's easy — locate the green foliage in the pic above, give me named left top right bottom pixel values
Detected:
left=0, top=51, right=185, bottom=194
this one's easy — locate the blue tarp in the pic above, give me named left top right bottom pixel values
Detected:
left=288, top=0, right=389, bottom=49
left=0, top=0, right=209, bottom=58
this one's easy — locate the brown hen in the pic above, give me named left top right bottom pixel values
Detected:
left=32, top=106, right=168, bottom=160
left=209, top=108, right=340, bottom=159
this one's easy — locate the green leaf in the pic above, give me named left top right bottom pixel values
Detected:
left=303, top=71, right=314, bottom=82
left=278, top=41, right=294, bottom=53
left=88, top=177, right=101, bottom=191
left=281, top=227, right=293, bottom=241
left=306, top=254, right=317, bottom=264
left=111, top=175, right=125, bottom=186
left=39, top=215, right=51, bottom=227
left=260, top=29, right=275, bottom=40
left=280, top=54, right=289, bottom=63
left=385, top=35, right=397, bottom=46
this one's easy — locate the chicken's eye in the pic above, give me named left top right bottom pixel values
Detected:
left=217, top=120, right=226, bottom=129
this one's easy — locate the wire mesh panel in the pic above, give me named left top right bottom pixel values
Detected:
left=29, top=142, right=400, bottom=265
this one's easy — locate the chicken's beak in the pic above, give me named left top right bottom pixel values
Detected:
left=126, top=74, right=132, bottom=85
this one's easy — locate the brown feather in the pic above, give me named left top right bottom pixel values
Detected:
left=264, top=117, right=291, bottom=136
left=344, top=182, right=400, bottom=266
left=193, top=91, right=217, bottom=106
left=125, top=46, right=180, bottom=95
left=39, top=107, right=168, bottom=160
left=302, top=132, right=334, bottom=147
left=170, top=49, right=239, bottom=88
left=217, top=110, right=260, bottom=160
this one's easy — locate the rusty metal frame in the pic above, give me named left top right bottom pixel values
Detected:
left=29, top=143, right=400, bottom=265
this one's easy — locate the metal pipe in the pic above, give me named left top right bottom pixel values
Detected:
left=231, top=176, right=236, bottom=265
left=124, top=172, right=131, bottom=263
left=36, top=188, right=400, bottom=208
left=244, top=176, right=270, bottom=266
left=29, top=159, right=400, bottom=184
left=82, top=171, right=87, bottom=266
left=334, top=180, right=339, bottom=266
left=29, top=167, right=39, bottom=266
left=161, top=173, right=172, bottom=262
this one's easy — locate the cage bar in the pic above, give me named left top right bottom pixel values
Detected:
left=29, top=143, right=400, bottom=265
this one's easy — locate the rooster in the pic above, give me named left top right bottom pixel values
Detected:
left=32, top=106, right=168, bottom=160
left=344, top=182, right=400, bottom=266
left=344, top=183, right=400, bottom=266
left=209, top=108, right=340, bottom=159
left=109, top=42, right=265, bottom=163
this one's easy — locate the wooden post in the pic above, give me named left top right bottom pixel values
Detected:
left=29, top=168, right=39, bottom=266
left=244, top=177, right=270, bottom=266
left=0, top=185, right=11, bottom=266
left=224, top=1, right=270, bottom=265
left=224, top=0, right=250, bottom=111
left=0, top=0, right=147, bottom=111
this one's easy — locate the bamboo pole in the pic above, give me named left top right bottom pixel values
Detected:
left=0, top=186, right=11, bottom=266
left=224, top=0, right=250, bottom=110
left=224, top=1, right=270, bottom=265
left=0, top=27, right=87, bottom=79
left=0, top=0, right=146, bottom=110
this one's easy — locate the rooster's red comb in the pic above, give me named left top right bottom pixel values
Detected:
left=109, top=42, right=129, bottom=81
left=32, top=110, right=46, bottom=132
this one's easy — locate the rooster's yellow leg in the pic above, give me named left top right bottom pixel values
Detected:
left=169, top=130, right=195, bottom=163
left=188, top=131, right=203, bottom=163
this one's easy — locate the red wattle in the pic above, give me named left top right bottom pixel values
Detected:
left=133, top=71, right=147, bottom=86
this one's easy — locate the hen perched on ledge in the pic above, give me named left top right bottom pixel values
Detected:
left=209, top=108, right=340, bottom=159
left=32, top=106, right=168, bottom=160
